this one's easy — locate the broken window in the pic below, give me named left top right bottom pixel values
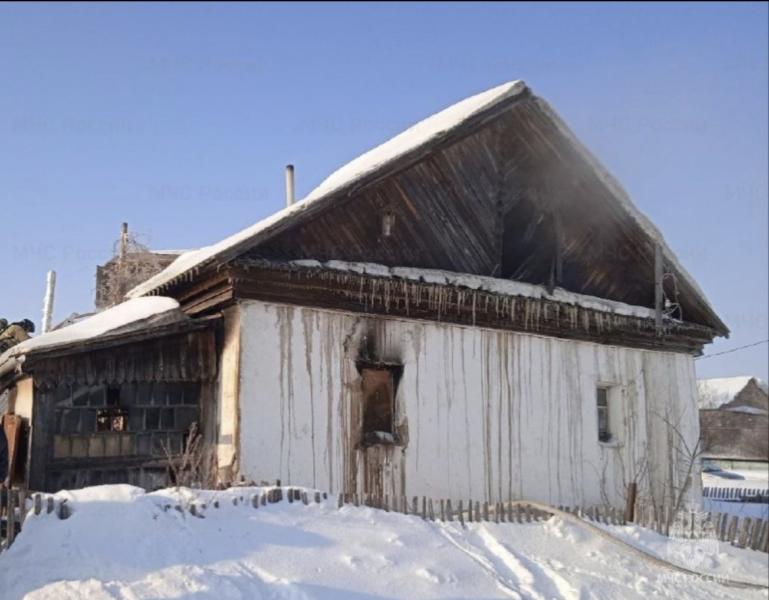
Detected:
left=96, top=386, right=127, bottom=432
left=596, top=387, right=610, bottom=443
left=358, top=363, right=402, bottom=447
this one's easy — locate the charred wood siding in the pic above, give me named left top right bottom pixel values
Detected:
left=223, top=262, right=712, bottom=354
left=26, top=328, right=218, bottom=492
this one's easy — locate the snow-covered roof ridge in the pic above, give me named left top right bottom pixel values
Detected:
left=126, top=80, right=527, bottom=299
left=697, top=376, right=769, bottom=410
left=0, top=297, right=182, bottom=374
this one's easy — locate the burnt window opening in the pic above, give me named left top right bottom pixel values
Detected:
left=596, top=387, right=610, bottom=443
left=358, top=362, right=402, bottom=447
left=97, top=386, right=127, bottom=432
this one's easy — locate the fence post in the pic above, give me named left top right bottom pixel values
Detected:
left=761, top=521, right=769, bottom=553
left=717, top=513, right=728, bottom=541
left=446, top=499, right=453, bottom=522
left=458, top=500, right=464, bottom=527
left=7, top=492, right=16, bottom=546
left=58, top=499, right=71, bottom=520
left=625, top=482, right=637, bottom=522
left=749, top=519, right=764, bottom=550
left=737, top=518, right=751, bottom=549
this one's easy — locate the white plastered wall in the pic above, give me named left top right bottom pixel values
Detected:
left=235, top=300, right=701, bottom=509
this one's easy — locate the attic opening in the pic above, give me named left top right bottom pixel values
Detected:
left=357, top=361, right=403, bottom=448
left=501, top=198, right=558, bottom=285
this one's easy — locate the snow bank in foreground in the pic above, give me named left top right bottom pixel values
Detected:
left=1, top=485, right=767, bottom=600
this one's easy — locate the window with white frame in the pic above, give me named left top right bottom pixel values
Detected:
left=596, top=387, right=611, bottom=442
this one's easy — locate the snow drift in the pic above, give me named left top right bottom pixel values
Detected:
left=1, top=485, right=767, bottom=599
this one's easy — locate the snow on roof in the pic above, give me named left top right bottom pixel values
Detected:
left=126, top=80, right=526, bottom=298
left=285, top=259, right=658, bottom=319
left=0, top=297, right=181, bottom=371
left=697, top=376, right=769, bottom=410
left=726, top=405, right=769, bottom=416
left=124, top=79, right=724, bottom=335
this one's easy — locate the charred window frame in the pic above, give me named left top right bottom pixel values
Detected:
left=96, top=386, right=127, bottom=432
left=357, top=362, right=403, bottom=447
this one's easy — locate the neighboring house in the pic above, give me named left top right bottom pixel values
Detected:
left=0, top=80, right=728, bottom=511
left=698, top=377, right=769, bottom=470
left=95, top=223, right=184, bottom=310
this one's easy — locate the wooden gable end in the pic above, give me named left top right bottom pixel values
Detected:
left=243, top=97, right=714, bottom=332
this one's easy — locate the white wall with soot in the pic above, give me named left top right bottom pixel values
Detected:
left=236, top=299, right=701, bottom=509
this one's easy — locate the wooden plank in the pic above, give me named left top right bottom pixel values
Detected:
left=750, top=519, right=764, bottom=551
left=625, top=482, right=637, bottom=523
left=737, top=518, right=751, bottom=549
left=7, top=491, right=16, bottom=547
left=654, top=243, right=664, bottom=332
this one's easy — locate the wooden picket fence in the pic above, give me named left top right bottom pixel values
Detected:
left=334, top=491, right=627, bottom=527
left=335, top=492, right=769, bottom=554
left=702, top=486, right=769, bottom=503
left=2, top=485, right=768, bottom=555
left=620, top=501, right=769, bottom=553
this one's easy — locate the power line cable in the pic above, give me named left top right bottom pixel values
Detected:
left=695, top=339, right=769, bottom=361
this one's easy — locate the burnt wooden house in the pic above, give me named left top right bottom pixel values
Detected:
left=0, top=300, right=217, bottom=491
left=0, top=80, right=728, bottom=507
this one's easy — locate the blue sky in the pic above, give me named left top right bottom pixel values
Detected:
left=1, top=2, right=766, bottom=379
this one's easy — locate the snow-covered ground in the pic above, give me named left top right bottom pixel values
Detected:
left=702, top=468, right=769, bottom=519
left=703, top=469, right=769, bottom=490
left=1, top=485, right=767, bottom=600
